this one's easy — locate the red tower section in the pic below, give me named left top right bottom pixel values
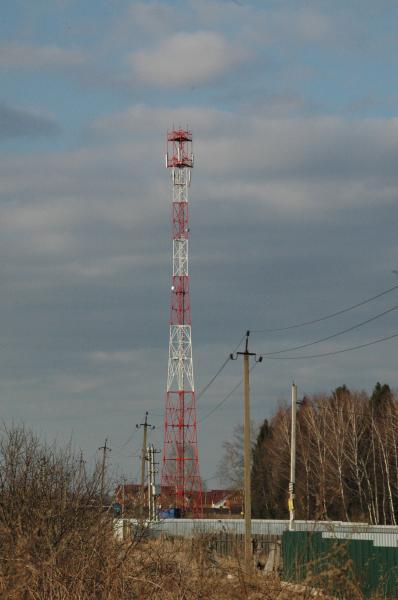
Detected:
left=161, top=129, right=202, bottom=517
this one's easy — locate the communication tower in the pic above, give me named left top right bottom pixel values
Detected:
left=161, top=129, right=202, bottom=516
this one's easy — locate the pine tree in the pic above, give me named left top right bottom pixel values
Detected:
left=251, top=419, right=273, bottom=517
left=370, top=382, right=393, bottom=416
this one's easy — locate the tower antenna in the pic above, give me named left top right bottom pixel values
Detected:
left=161, top=128, right=203, bottom=517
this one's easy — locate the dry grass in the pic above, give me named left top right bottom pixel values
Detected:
left=0, top=529, right=373, bottom=599
left=0, top=425, right=387, bottom=599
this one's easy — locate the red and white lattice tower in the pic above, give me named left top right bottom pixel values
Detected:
left=161, top=128, right=203, bottom=517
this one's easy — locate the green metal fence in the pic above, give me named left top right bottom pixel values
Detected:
left=283, top=531, right=398, bottom=598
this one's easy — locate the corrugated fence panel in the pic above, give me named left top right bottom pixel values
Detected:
left=119, top=518, right=398, bottom=547
left=283, top=531, right=398, bottom=598
left=142, top=518, right=398, bottom=546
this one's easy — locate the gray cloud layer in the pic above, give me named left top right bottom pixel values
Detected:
left=1, top=102, right=398, bottom=477
left=0, top=103, right=59, bottom=139
left=2, top=0, right=398, bottom=481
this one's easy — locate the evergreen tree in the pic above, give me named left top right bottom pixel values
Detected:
left=251, top=419, right=275, bottom=517
left=370, top=382, right=393, bottom=415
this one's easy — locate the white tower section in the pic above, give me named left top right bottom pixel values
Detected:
left=166, top=165, right=194, bottom=393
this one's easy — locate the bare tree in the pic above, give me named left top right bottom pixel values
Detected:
left=217, top=423, right=257, bottom=490
left=0, top=424, right=118, bottom=596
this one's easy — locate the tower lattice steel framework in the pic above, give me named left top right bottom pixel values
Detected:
left=161, top=129, right=203, bottom=516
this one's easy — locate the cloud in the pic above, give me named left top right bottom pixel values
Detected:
left=89, top=106, right=398, bottom=198
left=188, top=0, right=252, bottom=31
left=190, top=2, right=334, bottom=45
left=0, top=102, right=59, bottom=139
left=108, top=1, right=186, bottom=52
left=4, top=106, right=397, bottom=262
left=89, top=104, right=224, bottom=139
left=128, top=31, right=248, bottom=87
left=126, top=2, right=182, bottom=38
left=0, top=43, right=86, bottom=69
left=89, top=351, right=140, bottom=365
left=1, top=102, right=398, bottom=479
left=268, top=9, right=334, bottom=44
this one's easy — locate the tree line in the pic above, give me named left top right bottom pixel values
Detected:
left=220, top=383, right=398, bottom=525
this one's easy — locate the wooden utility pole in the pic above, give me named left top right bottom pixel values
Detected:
left=136, top=412, right=155, bottom=517
left=78, top=450, right=86, bottom=484
left=289, top=383, right=297, bottom=531
left=231, top=331, right=262, bottom=574
left=99, top=439, right=111, bottom=505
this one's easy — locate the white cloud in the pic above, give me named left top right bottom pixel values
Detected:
left=89, top=351, right=140, bottom=364
left=89, top=104, right=225, bottom=138
left=0, top=43, right=87, bottom=69
left=128, top=31, right=248, bottom=87
left=4, top=107, right=398, bottom=231
left=50, top=374, right=105, bottom=395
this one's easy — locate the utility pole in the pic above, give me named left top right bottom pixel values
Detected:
left=121, top=477, right=126, bottom=516
left=231, top=331, right=262, bottom=574
left=147, top=444, right=161, bottom=521
left=289, top=383, right=297, bottom=531
left=78, top=450, right=86, bottom=485
left=147, top=445, right=153, bottom=521
left=99, top=439, right=111, bottom=506
left=136, top=412, right=155, bottom=518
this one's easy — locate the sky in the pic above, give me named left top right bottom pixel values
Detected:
left=2, top=0, right=398, bottom=485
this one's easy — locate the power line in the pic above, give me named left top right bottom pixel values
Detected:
left=199, top=363, right=256, bottom=423
left=260, top=302, right=398, bottom=356
left=113, top=432, right=137, bottom=451
left=202, top=474, right=219, bottom=483
left=199, top=378, right=243, bottom=423
left=119, top=337, right=245, bottom=442
left=264, top=330, right=398, bottom=360
left=113, top=413, right=162, bottom=452
left=112, top=449, right=140, bottom=460
left=196, top=333, right=246, bottom=402
left=251, top=283, right=398, bottom=333
left=196, top=356, right=231, bottom=401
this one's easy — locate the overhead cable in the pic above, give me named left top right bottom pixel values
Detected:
left=196, top=333, right=246, bottom=401
left=264, top=330, right=398, bottom=360
left=199, top=364, right=256, bottom=423
left=261, top=302, right=398, bottom=356
left=114, top=433, right=136, bottom=450
left=199, top=379, right=243, bottom=423
left=252, top=283, right=398, bottom=333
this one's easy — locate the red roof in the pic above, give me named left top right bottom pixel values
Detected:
left=115, top=484, right=241, bottom=508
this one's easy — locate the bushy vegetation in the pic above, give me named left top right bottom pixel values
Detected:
left=0, top=422, right=316, bottom=598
